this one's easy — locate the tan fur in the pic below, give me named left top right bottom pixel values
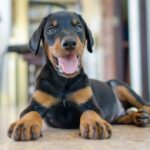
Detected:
left=116, top=86, right=150, bottom=115
left=8, top=111, right=42, bottom=141
left=21, top=111, right=42, bottom=126
left=32, top=90, right=57, bottom=108
left=51, top=20, right=57, bottom=27
left=115, top=86, right=143, bottom=108
left=46, top=37, right=85, bottom=58
left=116, top=110, right=148, bottom=125
left=80, top=110, right=112, bottom=139
left=141, top=106, right=150, bottom=114
left=72, top=19, right=77, bottom=25
left=115, top=113, right=135, bottom=124
left=76, top=37, right=85, bottom=57
left=80, top=110, right=104, bottom=124
left=70, top=86, right=93, bottom=105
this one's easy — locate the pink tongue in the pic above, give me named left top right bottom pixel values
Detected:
left=57, top=54, right=79, bottom=74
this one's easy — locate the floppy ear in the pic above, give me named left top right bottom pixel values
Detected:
left=78, top=15, right=94, bottom=53
left=29, top=17, right=47, bottom=55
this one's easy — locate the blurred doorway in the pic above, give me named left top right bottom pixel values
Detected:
left=114, top=0, right=129, bottom=84
left=114, top=0, right=149, bottom=101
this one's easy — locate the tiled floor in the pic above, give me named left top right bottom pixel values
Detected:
left=0, top=106, right=150, bottom=150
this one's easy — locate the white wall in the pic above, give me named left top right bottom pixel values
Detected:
left=128, top=0, right=142, bottom=95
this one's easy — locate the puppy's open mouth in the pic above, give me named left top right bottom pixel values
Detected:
left=53, top=53, right=80, bottom=76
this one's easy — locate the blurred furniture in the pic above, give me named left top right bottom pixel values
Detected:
left=7, top=45, right=45, bottom=99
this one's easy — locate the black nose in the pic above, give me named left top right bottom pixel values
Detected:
left=62, top=38, right=77, bottom=51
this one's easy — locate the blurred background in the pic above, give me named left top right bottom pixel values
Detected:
left=0, top=0, right=150, bottom=110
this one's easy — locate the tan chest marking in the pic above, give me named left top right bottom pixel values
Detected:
left=69, top=86, right=93, bottom=105
left=32, top=90, right=57, bottom=108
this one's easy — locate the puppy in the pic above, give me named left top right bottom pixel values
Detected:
left=8, top=11, right=150, bottom=141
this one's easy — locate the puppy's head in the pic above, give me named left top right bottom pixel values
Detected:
left=29, top=11, right=94, bottom=78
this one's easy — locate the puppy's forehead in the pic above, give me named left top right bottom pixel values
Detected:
left=47, top=12, right=80, bottom=26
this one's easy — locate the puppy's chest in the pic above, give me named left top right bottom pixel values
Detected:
left=44, top=99, right=81, bottom=129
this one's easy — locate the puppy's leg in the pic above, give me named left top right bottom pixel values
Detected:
left=8, top=90, right=57, bottom=141
left=108, top=80, right=150, bottom=113
left=115, top=109, right=150, bottom=126
left=70, top=86, right=112, bottom=139
left=108, top=80, right=150, bottom=126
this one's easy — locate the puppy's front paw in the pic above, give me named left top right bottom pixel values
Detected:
left=8, top=119, right=42, bottom=141
left=80, top=110, right=112, bottom=139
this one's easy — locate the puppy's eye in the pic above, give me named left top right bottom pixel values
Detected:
left=47, top=27, right=56, bottom=35
left=75, top=24, right=83, bottom=32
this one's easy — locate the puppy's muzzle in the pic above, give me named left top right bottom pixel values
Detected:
left=62, top=37, right=77, bottom=51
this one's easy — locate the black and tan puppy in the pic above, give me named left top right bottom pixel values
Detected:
left=8, top=11, right=150, bottom=141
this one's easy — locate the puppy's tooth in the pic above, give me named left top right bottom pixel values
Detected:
left=59, top=67, right=63, bottom=73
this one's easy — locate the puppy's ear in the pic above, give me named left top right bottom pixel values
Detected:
left=78, top=15, right=94, bottom=53
left=29, top=17, right=47, bottom=55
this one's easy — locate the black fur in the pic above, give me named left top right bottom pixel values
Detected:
left=77, top=14, right=94, bottom=53
left=29, top=17, right=48, bottom=55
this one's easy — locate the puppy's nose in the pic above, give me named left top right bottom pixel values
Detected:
left=62, top=38, right=77, bottom=51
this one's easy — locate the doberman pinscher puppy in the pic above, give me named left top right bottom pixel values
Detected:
left=8, top=11, right=150, bottom=141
